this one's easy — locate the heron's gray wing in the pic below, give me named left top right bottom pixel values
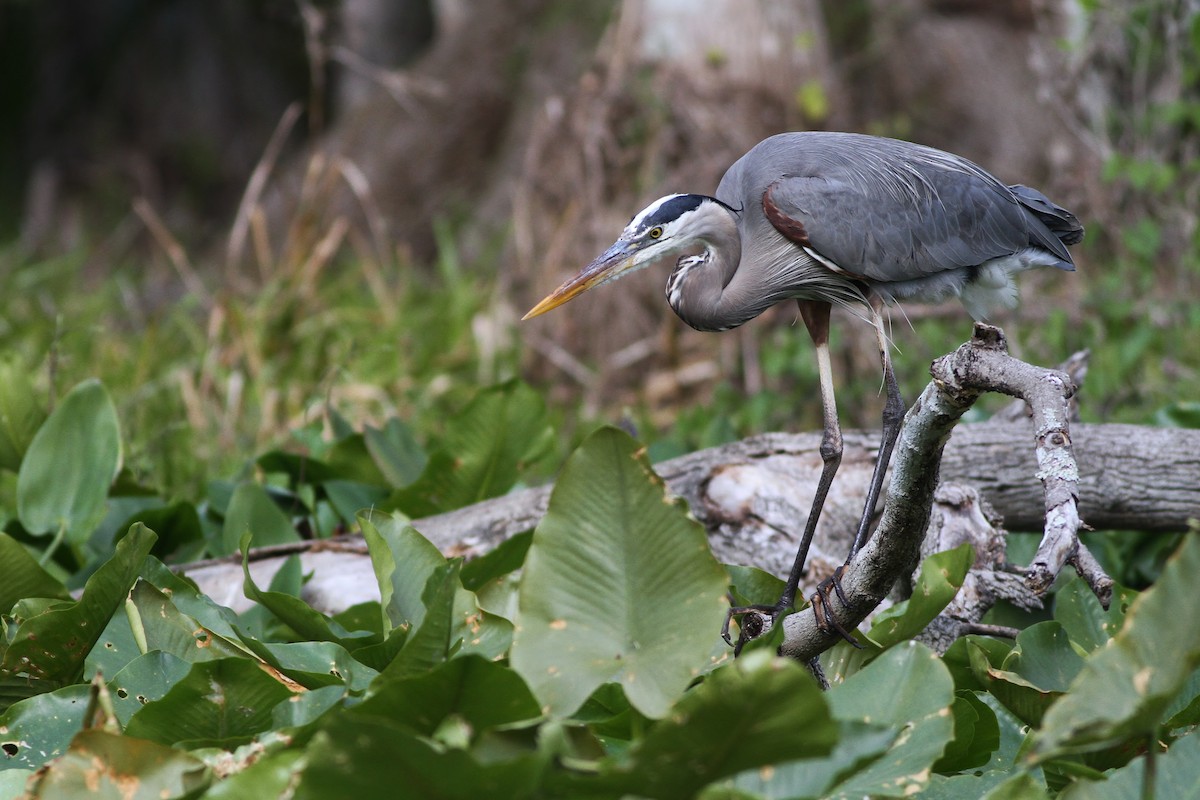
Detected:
left=758, top=166, right=1040, bottom=282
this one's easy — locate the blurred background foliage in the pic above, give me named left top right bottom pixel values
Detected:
left=0, top=0, right=1196, bottom=505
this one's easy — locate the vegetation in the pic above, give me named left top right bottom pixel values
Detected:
left=1, top=1, right=1198, bottom=797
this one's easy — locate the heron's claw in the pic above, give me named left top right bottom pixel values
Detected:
left=722, top=600, right=785, bottom=655
left=811, top=567, right=862, bottom=648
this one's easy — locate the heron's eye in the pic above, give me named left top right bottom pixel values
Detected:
left=648, top=226, right=664, bottom=239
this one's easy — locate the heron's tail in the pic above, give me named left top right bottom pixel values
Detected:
left=1009, top=184, right=1085, bottom=247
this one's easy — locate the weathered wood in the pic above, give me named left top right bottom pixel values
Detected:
left=180, top=418, right=1200, bottom=615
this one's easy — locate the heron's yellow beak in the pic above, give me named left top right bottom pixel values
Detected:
left=522, top=241, right=638, bottom=320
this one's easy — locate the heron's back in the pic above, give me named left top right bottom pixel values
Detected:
left=714, top=131, right=1082, bottom=318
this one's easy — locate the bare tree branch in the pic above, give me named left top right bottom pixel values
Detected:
left=775, top=324, right=1108, bottom=661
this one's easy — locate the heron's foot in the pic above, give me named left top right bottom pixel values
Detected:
left=811, top=566, right=862, bottom=648
left=722, top=600, right=787, bottom=655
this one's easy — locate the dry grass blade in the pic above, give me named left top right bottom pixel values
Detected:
left=133, top=197, right=211, bottom=305
left=227, top=102, right=303, bottom=276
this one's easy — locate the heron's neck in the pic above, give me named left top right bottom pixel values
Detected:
left=665, top=201, right=747, bottom=331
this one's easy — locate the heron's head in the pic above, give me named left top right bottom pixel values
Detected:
left=523, top=193, right=736, bottom=319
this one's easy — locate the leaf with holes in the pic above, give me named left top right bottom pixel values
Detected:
left=22, top=728, right=210, bottom=798
left=123, top=658, right=298, bottom=748
left=0, top=524, right=155, bottom=687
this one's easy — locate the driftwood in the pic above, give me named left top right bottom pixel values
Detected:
left=181, top=330, right=1200, bottom=620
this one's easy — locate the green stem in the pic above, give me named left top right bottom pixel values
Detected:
left=1142, top=732, right=1158, bottom=800
left=38, top=521, right=68, bottom=567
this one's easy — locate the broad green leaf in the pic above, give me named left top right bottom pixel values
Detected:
left=913, top=770, right=1022, bottom=800
left=510, top=427, right=728, bottom=719
left=355, top=655, right=540, bottom=736
left=1032, top=533, right=1200, bottom=759
left=825, top=641, right=956, bottom=798
left=139, top=557, right=245, bottom=644
left=22, top=728, right=209, bottom=799
left=218, top=482, right=300, bottom=555
left=980, top=772, right=1052, bottom=799
left=0, top=533, right=70, bottom=613
left=239, top=533, right=378, bottom=651
left=321, top=480, right=388, bottom=526
left=0, top=684, right=91, bottom=771
left=1053, top=576, right=1135, bottom=653
left=710, top=720, right=896, bottom=800
left=199, top=749, right=304, bottom=800
left=327, top=432, right=395, bottom=487
left=932, top=690, right=1000, bottom=773
left=601, top=651, right=836, bottom=798
left=235, top=639, right=378, bottom=694
left=725, top=564, right=785, bottom=608
left=965, top=623, right=1085, bottom=728
left=1058, top=729, right=1200, bottom=799
left=1001, top=622, right=1086, bottom=693
left=868, top=543, right=972, bottom=648
left=271, top=684, right=346, bottom=729
left=123, top=657, right=297, bottom=747
left=118, top=501, right=205, bottom=563
left=107, top=651, right=191, bottom=726
left=460, top=529, right=531, bottom=592
left=360, top=511, right=446, bottom=634
left=376, top=562, right=461, bottom=681
left=17, top=379, right=122, bottom=540
left=364, top=417, right=427, bottom=487
left=0, top=770, right=35, bottom=798
left=389, top=380, right=553, bottom=516
left=0, top=524, right=155, bottom=687
left=296, top=719, right=542, bottom=800
left=0, top=354, right=46, bottom=472
left=125, top=581, right=250, bottom=663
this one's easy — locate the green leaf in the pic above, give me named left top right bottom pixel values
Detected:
left=460, top=529, right=531, bottom=592
left=868, top=543, right=972, bottom=648
left=377, top=562, right=461, bottom=681
left=0, top=684, right=92, bottom=771
left=355, top=654, right=541, bottom=737
left=239, top=534, right=378, bottom=651
left=297, top=719, right=542, bottom=800
left=0, top=354, right=46, bottom=472
left=711, top=720, right=896, bottom=800
left=1032, top=533, right=1200, bottom=759
left=123, top=658, right=296, bottom=747
left=0, top=524, right=155, bottom=687
left=509, top=427, right=729, bottom=719
left=218, top=482, right=300, bottom=556
left=0, top=532, right=70, bottom=613
left=242, top=638, right=378, bottom=693
left=602, top=651, right=836, bottom=798
left=23, top=728, right=209, bottom=799
left=125, top=580, right=250, bottom=663
left=1058, top=730, right=1200, bottom=799
left=106, top=651, right=192, bottom=726
left=825, top=641, right=957, bottom=797
left=980, top=772, right=1051, bottom=799
left=1053, top=576, right=1135, bottom=653
left=0, top=770, right=36, bottom=799
left=360, top=511, right=446, bottom=634
left=389, top=380, right=553, bottom=516
left=364, top=417, right=427, bottom=487
left=933, top=691, right=1000, bottom=773
left=198, top=749, right=304, bottom=800
left=17, top=379, right=122, bottom=540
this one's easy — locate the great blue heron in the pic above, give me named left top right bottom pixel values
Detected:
left=524, top=131, right=1083, bottom=644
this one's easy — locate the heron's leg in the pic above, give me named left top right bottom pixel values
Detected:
left=775, top=299, right=842, bottom=611
left=814, top=298, right=904, bottom=621
left=849, top=298, right=904, bottom=559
